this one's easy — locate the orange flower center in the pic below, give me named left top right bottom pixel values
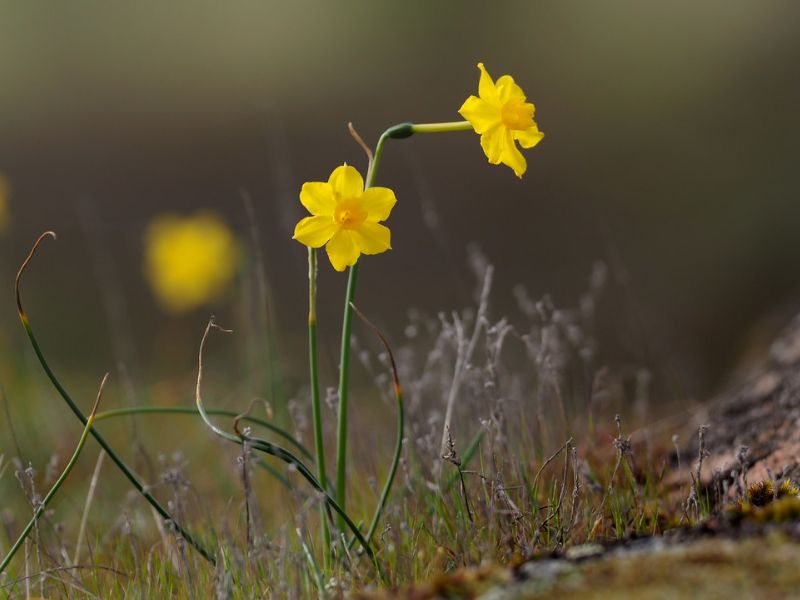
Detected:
left=333, top=199, right=366, bottom=230
left=501, top=101, right=534, bottom=131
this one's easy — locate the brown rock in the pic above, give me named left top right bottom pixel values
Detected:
left=688, top=313, right=800, bottom=487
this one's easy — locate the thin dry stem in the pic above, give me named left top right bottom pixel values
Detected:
left=197, top=317, right=234, bottom=425
left=531, top=438, right=573, bottom=503
left=233, top=398, right=272, bottom=438
left=439, top=265, right=494, bottom=466
left=73, top=450, right=106, bottom=566
left=15, top=231, right=56, bottom=318
left=348, top=122, right=374, bottom=166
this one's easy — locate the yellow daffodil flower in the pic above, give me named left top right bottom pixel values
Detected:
left=144, top=212, right=241, bottom=313
left=458, top=62, right=544, bottom=178
left=293, top=164, right=396, bottom=272
left=0, top=174, right=10, bottom=235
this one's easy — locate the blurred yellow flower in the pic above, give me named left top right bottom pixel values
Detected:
left=144, top=212, right=241, bottom=313
left=0, top=173, right=10, bottom=234
left=293, top=164, right=396, bottom=272
left=458, top=62, right=544, bottom=178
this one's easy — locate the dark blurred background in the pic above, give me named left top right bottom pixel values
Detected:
left=1, top=0, right=800, bottom=412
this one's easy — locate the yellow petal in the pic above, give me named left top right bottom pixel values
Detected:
left=458, top=95, right=501, bottom=134
left=351, top=221, right=391, bottom=255
left=359, top=187, right=396, bottom=221
left=328, top=164, right=364, bottom=199
left=515, top=125, right=544, bottom=149
left=299, top=181, right=335, bottom=216
left=500, top=130, right=527, bottom=178
left=325, top=230, right=360, bottom=271
left=495, top=75, right=526, bottom=104
left=479, top=126, right=504, bottom=164
left=476, top=62, right=499, bottom=104
left=293, top=215, right=337, bottom=248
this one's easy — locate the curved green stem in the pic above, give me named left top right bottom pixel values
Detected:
left=245, top=434, right=379, bottom=571
left=93, top=405, right=315, bottom=492
left=93, top=406, right=313, bottom=462
left=15, top=233, right=215, bottom=566
left=307, top=248, right=332, bottom=570
left=364, top=126, right=402, bottom=188
left=363, top=120, right=471, bottom=184
left=0, top=377, right=105, bottom=575
left=346, top=303, right=404, bottom=550
left=196, top=319, right=383, bottom=579
left=20, top=322, right=216, bottom=564
left=364, top=387, right=402, bottom=546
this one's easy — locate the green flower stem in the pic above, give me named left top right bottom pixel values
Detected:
left=364, top=125, right=405, bottom=187
left=308, top=248, right=332, bottom=570
left=0, top=379, right=104, bottom=575
left=334, top=262, right=358, bottom=532
left=334, top=122, right=397, bottom=530
left=410, top=121, right=473, bottom=135
left=15, top=233, right=215, bottom=566
left=335, top=120, right=471, bottom=531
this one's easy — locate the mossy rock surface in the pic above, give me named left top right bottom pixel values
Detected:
left=506, top=534, right=800, bottom=600
left=356, top=520, right=800, bottom=600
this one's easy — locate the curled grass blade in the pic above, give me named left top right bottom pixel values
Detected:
left=93, top=406, right=306, bottom=493
left=195, top=318, right=384, bottom=579
left=93, top=406, right=314, bottom=462
left=15, top=232, right=216, bottom=566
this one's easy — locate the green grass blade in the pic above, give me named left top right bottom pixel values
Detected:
left=1, top=375, right=105, bottom=574
left=15, top=232, right=216, bottom=566
left=308, top=248, right=332, bottom=569
left=347, top=302, right=405, bottom=550
left=299, top=529, right=327, bottom=599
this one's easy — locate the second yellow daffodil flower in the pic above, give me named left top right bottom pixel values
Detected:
left=144, top=212, right=241, bottom=313
left=459, top=62, right=544, bottom=178
left=293, top=164, right=397, bottom=272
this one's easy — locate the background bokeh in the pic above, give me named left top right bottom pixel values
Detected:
left=1, top=0, right=800, bottom=423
